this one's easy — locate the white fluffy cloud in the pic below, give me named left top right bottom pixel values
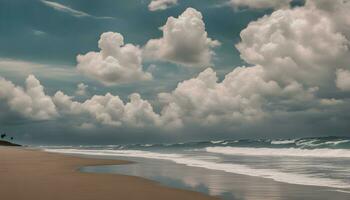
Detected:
left=144, top=8, right=220, bottom=67
left=0, top=75, right=57, bottom=120
left=156, top=0, right=350, bottom=128
left=53, top=91, right=160, bottom=128
left=158, top=67, right=268, bottom=128
left=229, top=0, right=292, bottom=9
left=158, top=66, right=317, bottom=128
left=4, top=0, right=350, bottom=134
left=336, top=69, right=350, bottom=91
left=148, top=0, right=178, bottom=11
left=236, top=2, right=350, bottom=88
left=75, top=83, right=88, bottom=96
left=77, top=32, right=152, bottom=85
left=50, top=0, right=350, bottom=130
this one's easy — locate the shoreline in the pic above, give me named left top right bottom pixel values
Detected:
left=46, top=147, right=350, bottom=191
left=0, top=146, right=218, bottom=200
left=48, top=148, right=350, bottom=200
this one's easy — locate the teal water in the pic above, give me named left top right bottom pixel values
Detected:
left=44, top=136, right=350, bottom=199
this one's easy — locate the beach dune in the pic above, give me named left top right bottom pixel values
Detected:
left=0, top=147, right=218, bottom=200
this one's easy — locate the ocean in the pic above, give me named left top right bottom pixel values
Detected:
left=44, top=136, right=350, bottom=199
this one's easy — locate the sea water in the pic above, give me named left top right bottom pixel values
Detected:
left=44, top=136, right=350, bottom=199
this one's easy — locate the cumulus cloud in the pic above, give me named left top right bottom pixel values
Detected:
left=75, top=83, right=88, bottom=96
left=4, top=0, right=350, bottom=136
left=77, top=32, right=152, bottom=85
left=0, top=75, right=57, bottom=120
left=228, top=0, right=292, bottom=9
left=158, top=66, right=317, bottom=128
left=319, top=98, right=344, bottom=106
left=148, top=0, right=178, bottom=11
left=143, top=8, right=220, bottom=67
left=53, top=91, right=160, bottom=128
left=158, top=67, right=267, bottom=128
left=52, top=91, right=84, bottom=115
left=336, top=69, right=350, bottom=91
left=156, top=0, right=350, bottom=129
left=236, top=3, right=350, bottom=88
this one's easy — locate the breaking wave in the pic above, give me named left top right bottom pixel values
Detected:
left=205, top=147, right=350, bottom=158
left=46, top=148, right=350, bottom=189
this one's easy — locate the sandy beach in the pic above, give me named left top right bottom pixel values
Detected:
left=0, top=147, right=218, bottom=200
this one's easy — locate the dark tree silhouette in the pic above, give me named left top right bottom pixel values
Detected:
left=10, top=137, right=14, bottom=140
left=1, top=133, right=6, bottom=139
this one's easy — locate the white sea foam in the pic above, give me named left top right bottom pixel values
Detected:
left=271, top=139, right=296, bottom=145
left=210, top=140, right=224, bottom=144
left=205, top=147, right=350, bottom=158
left=45, top=148, right=350, bottom=189
left=141, top=144, right=154, bottom=147
left=324, top=140, right=350, bottom=146
left=295, top=139, right=350, bottom=148
left=334, top=189, right=350, bottom=194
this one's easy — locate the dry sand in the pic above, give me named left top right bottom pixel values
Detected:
left=0, top=147, right=218, bottom=200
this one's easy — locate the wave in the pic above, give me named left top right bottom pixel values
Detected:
left=124, top=136, right=350, bottom=150
left=270, top=139, right=296, bottom=145
left=45, top=148, right=350, bottom=189
left=40, top=136, right=350, bottom=151
left=205, top=147, right=350, bottom=158
left=295, top=138, right=350, bottom=148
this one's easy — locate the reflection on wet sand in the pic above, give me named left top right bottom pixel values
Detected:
left=81, top=157, right=350, bottom=200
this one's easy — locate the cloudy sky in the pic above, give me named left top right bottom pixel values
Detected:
left=0, top=0, right=349, bottom=145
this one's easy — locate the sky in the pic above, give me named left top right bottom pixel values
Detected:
left=0, top=0, right=349, bottom=145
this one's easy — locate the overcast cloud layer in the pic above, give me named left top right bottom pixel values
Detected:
left=0, top=0, right=350, bottom=144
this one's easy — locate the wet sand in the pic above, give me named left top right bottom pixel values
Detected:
left=80, top=155, right=350, bottom=200
left=0, top=147, right=218, bottom=200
